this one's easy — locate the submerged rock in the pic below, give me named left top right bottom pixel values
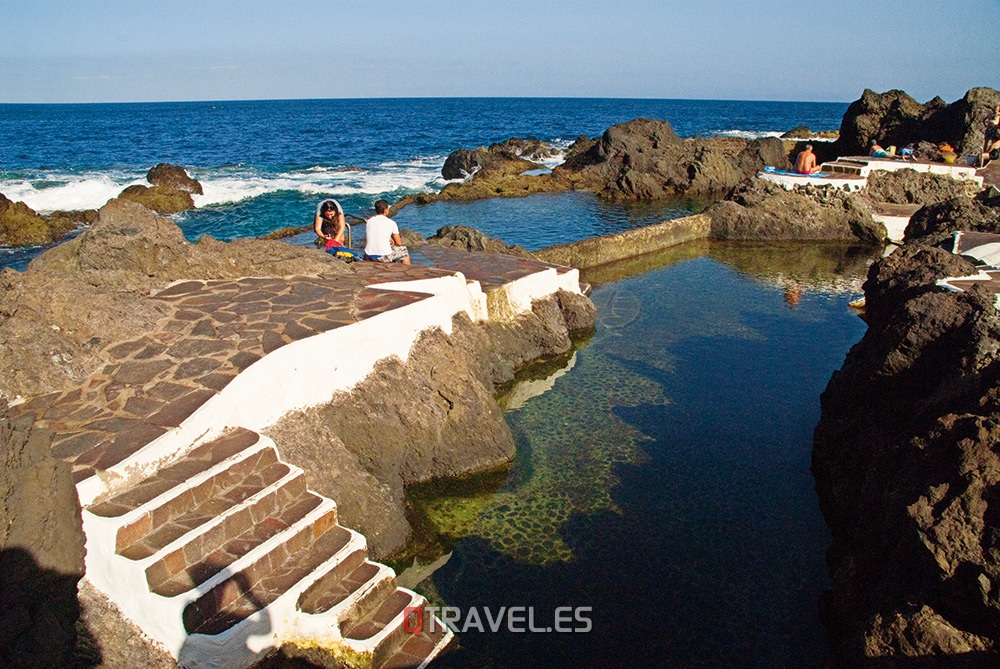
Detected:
left=267, top=291, right=596, bottom=560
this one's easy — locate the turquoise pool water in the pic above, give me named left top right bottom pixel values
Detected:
left=403, top=241, right=873, bottom=668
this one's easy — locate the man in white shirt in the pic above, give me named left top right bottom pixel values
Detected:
left=363, top=199, right=410, bottom=264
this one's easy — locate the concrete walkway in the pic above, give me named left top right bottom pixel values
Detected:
left=10, top=246, right=583, bottom=669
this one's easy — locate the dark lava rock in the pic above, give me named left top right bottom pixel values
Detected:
left=834, top=89, right=928, bottom=157
left=781, top=125, right=812, bottom=139
left=732, top=137, right=792, bottom=175
left=117, top=184, right=194, bottom=214
left=118, top=163, right=204, bottom=214
left=706, top=178, right=883, bottom=242
left=834, top=87, right=1000, bottom=158
left=905, top=196, right=1000, bottom=245
left=0, top=398, right=85, bottom=669
left=813, top=242, right=1000, bottom=665
left=0, top=194, right=78, bottom=247
left=864, top=169, right=975, bottom=207
left=426, top=225, right=533, bottom=258
left=557, top=119, right=785, bottom=201
left=146, top=163, right=203, bottom=195
left=442, top=138, right=555, bottom=180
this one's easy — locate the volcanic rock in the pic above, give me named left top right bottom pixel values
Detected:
left=706, top=178, right=883, bottom=242
left=864, top=170, right=976, bottom=207
left=442, top=138, right=556, bottom=180
left=426, top=225, right=533, bottom=258
left=146, top=163, right=203, bottom=195
left=904, top=195, right=1000, bottom=245
left=118, top=164, right=203, bottom=214
left=0, top=398, right=85, bottom=669
left=813, top=241, right=1000, bottom=666
left=267, top=293, right=596, bottom=559
left=833, top=87, right=1000, bottom=158
left=0, top=194, right=78, bottom=247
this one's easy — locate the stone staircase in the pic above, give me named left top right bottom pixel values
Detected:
left=83, top=427, right=451, bottom=669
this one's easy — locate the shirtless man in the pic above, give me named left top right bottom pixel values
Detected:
left=794, top=144, right=821, bottom=174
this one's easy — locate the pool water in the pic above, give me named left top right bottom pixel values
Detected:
left=402, top=241, right=873, bottom=668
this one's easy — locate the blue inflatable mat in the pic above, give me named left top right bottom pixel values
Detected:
left=762, top=166, right=829, bottom=178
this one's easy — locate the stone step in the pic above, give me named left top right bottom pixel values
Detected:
left=297, top=548, right=379, bottom=615
left=146, top=475, right=325, bottom=597
left=87, top=428, right=262, bottom=518
left=113, top=446, right=291, bottom=560
left=378, top=623, right=451, bottom=669
left=181, top=512, right=344, bottom=635
left=343, top=589, right=428, bottom=669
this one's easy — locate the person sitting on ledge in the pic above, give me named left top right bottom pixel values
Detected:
left=980, top=104, right=1000, bottom=168
left=869, top=140, right=890, bottom=158
left=794, top=144, right=821, bottom=174
left=314, top=198, right=346, bottom=250
left=364, top=199, right=410, bottom=264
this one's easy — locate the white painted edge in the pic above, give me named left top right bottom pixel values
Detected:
left=871, top=214, right=910, bottom=243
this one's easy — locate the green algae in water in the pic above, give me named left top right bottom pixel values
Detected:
left=410, top=335, right=665, bottom=566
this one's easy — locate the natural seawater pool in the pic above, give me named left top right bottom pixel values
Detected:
left=397, top=240, right=875, bottom=668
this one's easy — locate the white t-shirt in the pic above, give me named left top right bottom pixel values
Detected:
left=365, top=214, right=399, bottom=256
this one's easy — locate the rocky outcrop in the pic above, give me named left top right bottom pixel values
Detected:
left=0, top=194, right=86, bottom=247
left=0, top=398, right=86, bottom=669
left=442, top=138, right=557, bottom=180
left=117, top=163, right=203, bottom=214
left=864, top=170, right=978, bottom=207
left=813, top=194, right=1000, bottom=666
left=396, top=121, right=794, bottom=213
left=833, top=87, right=1000, bottom=158
left=705, top=178, right=884, bottom=242
left=904, top=193, right=1000, bottom=245
left=146, top=163, right=203, bottom=195
left=426, top=225, right=534, bottom=258
left=266, top=291, right=596, bottom=560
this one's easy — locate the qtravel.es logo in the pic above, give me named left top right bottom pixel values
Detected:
left=403, top=605, right=593, bottom=635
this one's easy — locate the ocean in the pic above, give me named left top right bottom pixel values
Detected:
left=0, top=97, right=847, bottom=269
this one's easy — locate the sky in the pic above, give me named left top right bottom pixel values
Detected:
left=1, top=0, right=997, bottom=104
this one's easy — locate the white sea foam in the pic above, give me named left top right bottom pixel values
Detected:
left=3, top=172, right=145, bottom=213
left=192, top=157, right=450, bottom=206
left=1, top=157, right=453, bottom=213
left=715, top=129, right=836, bottom=142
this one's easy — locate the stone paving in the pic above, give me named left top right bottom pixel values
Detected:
left=9, top=245, right=580, bottom=668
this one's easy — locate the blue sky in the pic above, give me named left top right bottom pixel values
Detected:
left=1, top=0, right=997, bottom=104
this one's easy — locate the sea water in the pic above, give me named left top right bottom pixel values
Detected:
left=0, top=98, right=846, bottom=268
